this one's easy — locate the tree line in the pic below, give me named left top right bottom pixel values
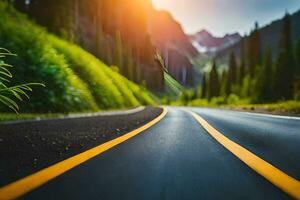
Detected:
left=201, top=13, right=300, bottom=103
left=12, top=0, right=164, bottom=91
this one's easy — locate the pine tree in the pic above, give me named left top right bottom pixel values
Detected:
left=247, top=22, right=262, bottom=77
left=225, top=52, right=237, bottom=96
left=294, top=38, right=300, bottom=99
left=295, top=39, right=300, bottom=79
left=220, top=70, right=228, bottom=97
left=257, top=46, right=273, bottom=102
left=114, top=31, right=124, bottom=73
left=201, top=74, right=207, bottom=99
left=274, top=13, right=294, bottom=100
left=239, top=38, right=246, bottom=85
left=229, top=52, right=238, bottom=84
left=208, top=60, right=220, bottom=99
left=125, top=47, right=135, bottom=81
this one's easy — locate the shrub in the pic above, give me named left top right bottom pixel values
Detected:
left=210, top=96, right=226, bottom=106
left=0, top=48, right=45, bottom=112
left=188, top=99, right=210, bottom=107
left=226, top=94, right=240, bottom=105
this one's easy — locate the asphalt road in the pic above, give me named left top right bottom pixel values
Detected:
left=4, top=107, right=300, bottom=199
left=0, top=107, right=161, bottom=187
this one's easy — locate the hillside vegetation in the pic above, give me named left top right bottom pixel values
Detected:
left=0, top=3, right=154, bottom=113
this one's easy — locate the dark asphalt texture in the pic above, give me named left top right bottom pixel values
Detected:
left=0, top=106, right=162, bottom=187
left=19, top=107, right=299, bottom=200
left=190, top=108, right=300, bottom=181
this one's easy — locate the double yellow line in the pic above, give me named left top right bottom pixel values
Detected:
left=185, top=110, right=300, bottom=200
left=0, top=108, right=168, bottom=199
left=1, top=107, right=300, bottom=199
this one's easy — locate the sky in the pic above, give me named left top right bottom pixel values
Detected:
left=151, top=0, right=300, bottom=37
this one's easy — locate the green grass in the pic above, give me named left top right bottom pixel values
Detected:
left=177, top=97, right=300, bottom=115
left=223, top=101, right=300, bottom=114
left=0, top=2, right=154, bottom=113
left=0, top=113, right=64, bottom=122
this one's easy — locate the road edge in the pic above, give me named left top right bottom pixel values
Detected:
left=0, top=107, right=167, bottom=199
left=184, top=109, right=300, bottom=200
left=0, top=106, right=146, bottom=125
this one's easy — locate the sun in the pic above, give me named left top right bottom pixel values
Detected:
left=151, top=0, right=173, bottom=9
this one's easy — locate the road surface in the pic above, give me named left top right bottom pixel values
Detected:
left=2, top=107, right=300, bottom=199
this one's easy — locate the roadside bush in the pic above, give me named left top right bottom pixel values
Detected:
left=226, top=94, right=240, bottom=105
left=188, top=99, right=210, bottom=107
left=210, top=96, right=226, bottom=106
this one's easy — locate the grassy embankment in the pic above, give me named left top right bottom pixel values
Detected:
left=0, top=2, right=154, bottom=118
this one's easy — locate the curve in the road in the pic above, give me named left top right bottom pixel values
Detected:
left=0, top=107, right=167, bottom=200
left=185, top=109, right=300, bottom=199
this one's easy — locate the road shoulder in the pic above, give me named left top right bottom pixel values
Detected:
left=0, top=106, right=162, bottom=187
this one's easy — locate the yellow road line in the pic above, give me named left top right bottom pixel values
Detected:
left=0, top=107, right=168, bottom=200
left=186, top=110, right=300, bottom=200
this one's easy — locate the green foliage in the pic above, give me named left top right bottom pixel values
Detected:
left=177, top=89, right=196, bottom=106
left=247, top=22, right=262, bottom=77
left=210, top=96, right=226, bottom=106
left=239, top=38, right=247, bottom=85
left=171, top=13, right=299, bottom=108
left=201, top=74, right=207, bottom=98
left=48, top=32, right=156, bottom=109
left=227, top=101, right=300, bottom=114
left=208, top=60, right=220, bottom=99
left=125, top=47, right=135, bottom=80
left=114, top=31, right=124, bottom=74
left=295, top=39, right=300, bottom=78
left=256, top=46, right=274, bottom=102
left=0, top=48, right=44, bottom=112
left=229, top=53, right=238, bottom=83
left=273, top=14, right=294, bottom=100
left=0, top=112, right=63, bottom=122
left=226, top=94, right=240, bottom=105
left=0, top=3, right=99, bottom=112
left=294, top=38, right=300, bottom=99
left=187, top=99, right=210, bottom=107
left=125, top=81, right=154, bottom=105
left=219, top=70, right=227, bottom=97
left=178, top=91, right=190, bottom=106
left=226, top=52, right=238, bottom=96
left=0, top=2, right=154, bottom=112
left=48, top=36, right=125, bottom=109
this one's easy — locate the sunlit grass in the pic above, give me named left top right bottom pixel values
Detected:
left=0, top=113, right=64, bottom=122
left=0, top=2, right=155, bottom=113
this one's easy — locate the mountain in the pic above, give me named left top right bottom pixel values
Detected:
left=259, top=9, right=300, bottom=57
left=148, top=10, right=199, bottom=86
left=216, top=9, right=300, bottom=65
left=190, top=30, right=241, bottom=57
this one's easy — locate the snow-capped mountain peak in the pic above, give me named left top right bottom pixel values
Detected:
left=190, top=30, right=241, bottom=56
